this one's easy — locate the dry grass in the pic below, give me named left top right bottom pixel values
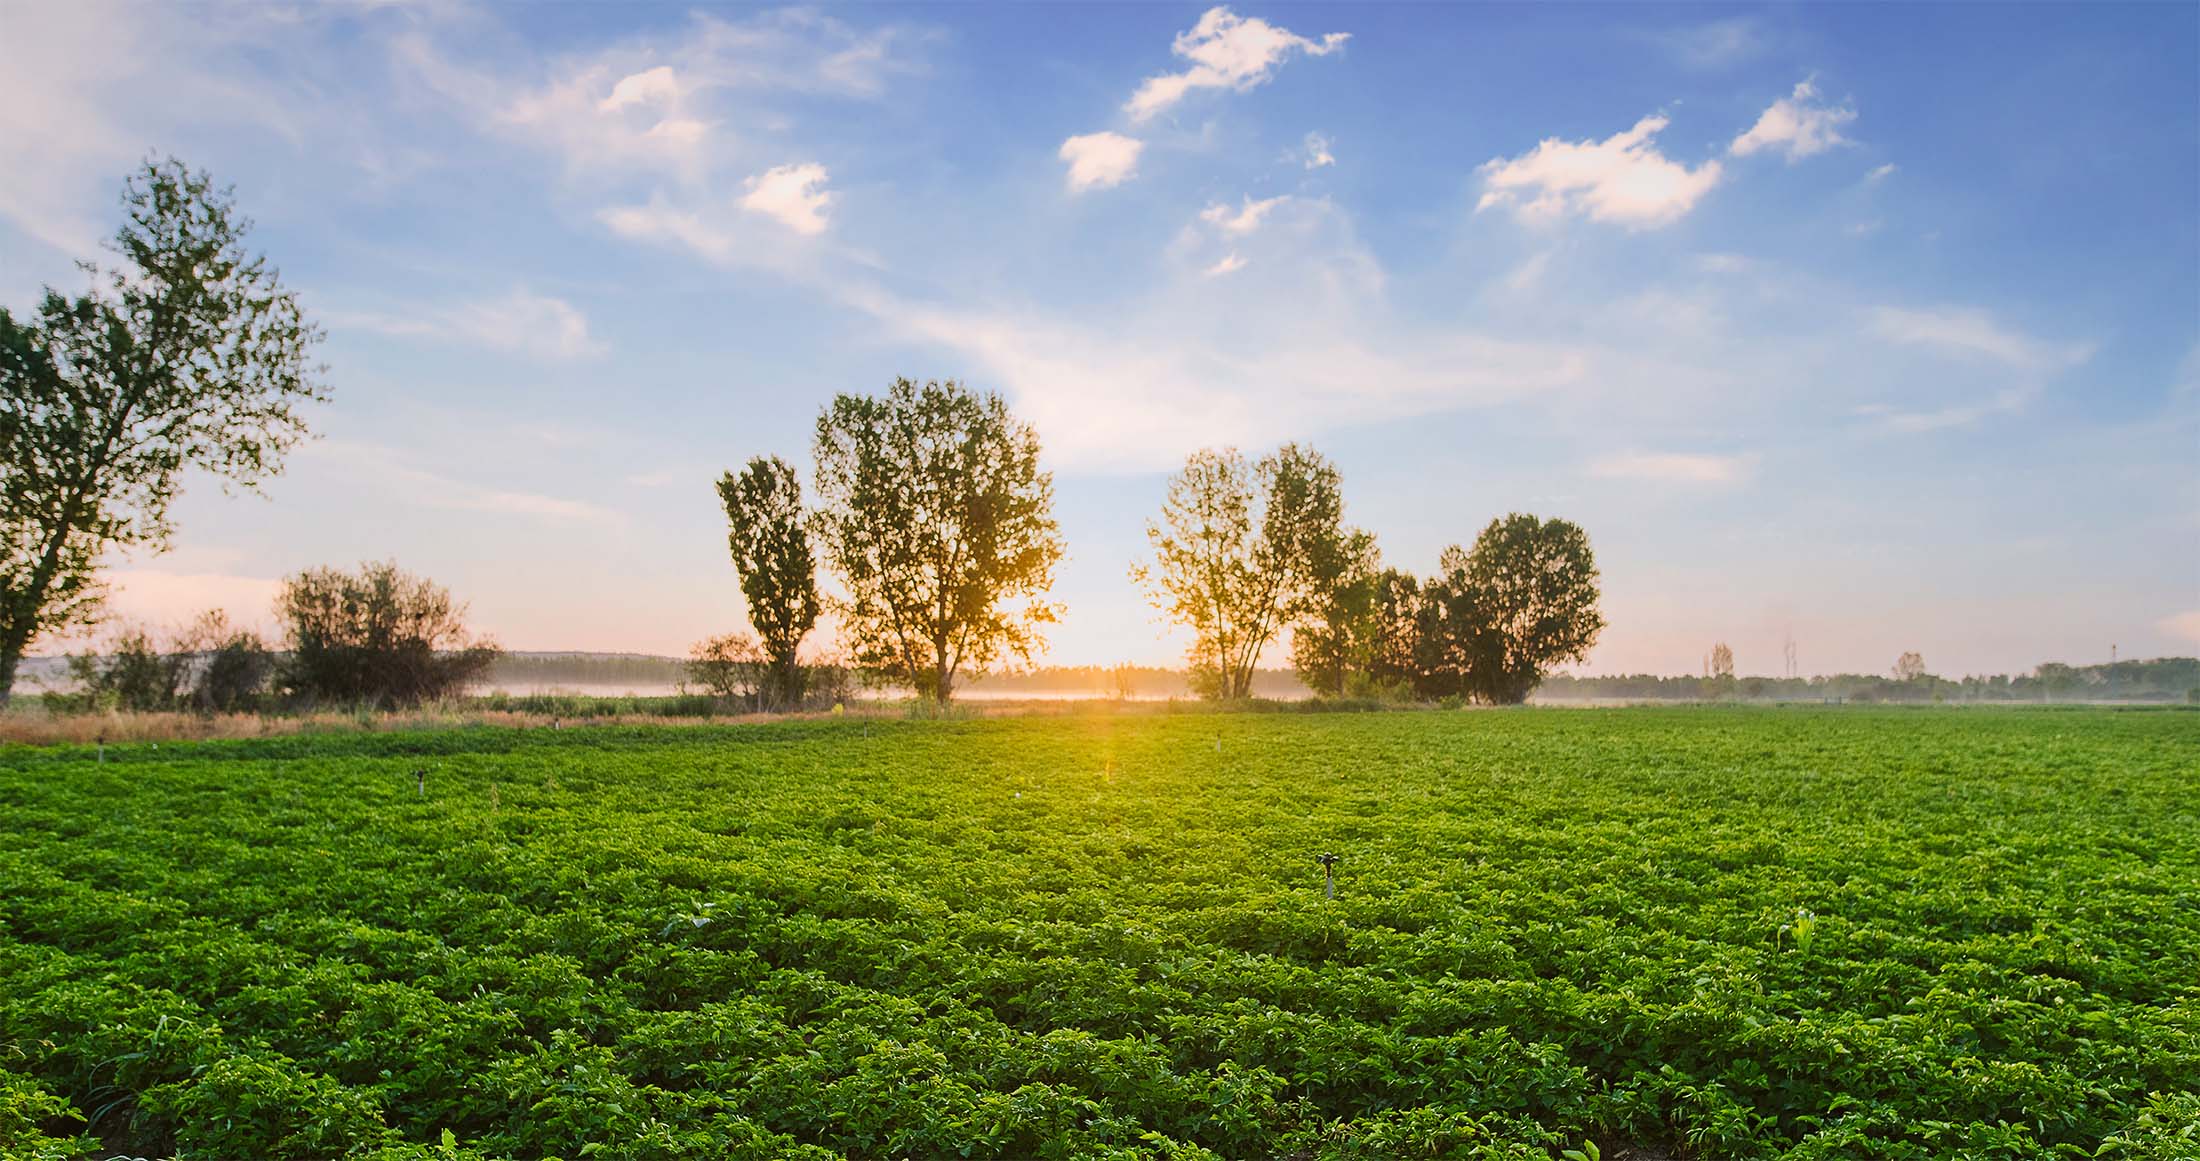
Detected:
left=0, top=695, right=1215, bottom=747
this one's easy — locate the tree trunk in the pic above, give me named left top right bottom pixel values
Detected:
left=0, top=642, right=21, bottom=708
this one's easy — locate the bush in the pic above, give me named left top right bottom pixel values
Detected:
left=57, top=610, right=273, bottom=715
left=686, top=633, right=764, bottom=706
left=688, top=635, right=854, bottom=712
left=183, top=610, right=275, bottom=714
left=66, top=625, right=189, bottom=711
left=277, top=561, right=499, bottom=708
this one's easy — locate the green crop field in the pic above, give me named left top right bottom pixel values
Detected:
left=2, top=708, right=2195, bottom=1160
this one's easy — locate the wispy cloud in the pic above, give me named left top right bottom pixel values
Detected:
left=1299, top=131, right=1335, bottom=169
left=1590, top=451, right=1758, bottom=485
left=1199, top=195, right=1288, bottom=236
left=1854, top=305, right=2093, bottom=432
left=2161, top=610, right=2200, bottom=646
left=1125, top=7, right=1347, bottom=123
left=329, top=289, right=605, bottom=360
left=305, top=440, right=618, bottom=524
left=0, top=0, right=366, bottom=255
left=401, top=8, right=922, bottom=183
left=1478, top=114, right=1723, bottom=229
left=1868, top=305, right=2093, bottom=373
left=1654, top=16, right=1769, bottom=70
left=833, top=197, right=1587, bottom=472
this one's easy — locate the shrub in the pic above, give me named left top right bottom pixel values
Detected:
left=686, top=633, right=764, bottom=706
left=66, top=625, right=189, bottom=711
left=182, top=610, right=275, bottom=714
left=277, top=561, right=499, bottom=708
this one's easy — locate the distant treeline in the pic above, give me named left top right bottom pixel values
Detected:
left=486, top=652, right=689, bottom=689
left=1540, top=657, right=2199, bottom=703
left=39, top=651, right=2198, bottom=706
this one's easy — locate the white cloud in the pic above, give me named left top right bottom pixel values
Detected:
left=1478, top=114, right=1722, bottom=228
left=1590, top=451, right=1757, bottom=484
left=1865, top=162, right=1897, bottom=182
left=332, top=290, right=605, bottom=360
left=1847, top=219, right=1884, bottom=237
left=598, top=65, right=679, bottom=111
left=1060, top=131, right=1144, bottom=192
left=1301, top=131, right=1335, bottom=169
left=740, top=162, right=833, bottom=234
left=1204, top=252, right=1247, bottom=277
left=1126, top=7, right=1348, bottom=123
left=1199, top=195, right=1287, bottom=236
left=1695, top=252, right=1754, bottom=274
left=1731, top=80, right=1857, bottom=161
left=2161, top=610, right=2200, bottom=645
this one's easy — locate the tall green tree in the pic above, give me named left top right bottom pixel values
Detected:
left=1288, top=526, right=1378, bottom=697
left=811, top=378, right=1063, bottom=701
left=716, top=455, right=820, bottom=708
left=0, top=158, right=324, bottom=704
left=1137, top=443, right=1350, bottom=699
left=1442, top=513, right=1605, bottom=704
left=1363, top=566, right=1426, bottom=694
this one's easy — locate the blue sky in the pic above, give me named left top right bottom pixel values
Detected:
left=3, top=1, right=2194, bottom=676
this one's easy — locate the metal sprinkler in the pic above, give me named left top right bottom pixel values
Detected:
left=414, top=767, right=427, bottom=798
left=1316, top=852, right=1340, bottom=900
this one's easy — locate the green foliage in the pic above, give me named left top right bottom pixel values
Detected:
left=716, top=456, right=820, bottom=708
left=684, top=632, right=764, bottom=705
left=278, top=560, right=500, bottom=708
left=54, top=609, right=275, bottom=714
left=0, top=709, right=2194, bottom=1158
left=0, top=1069, right=97, bottom=1160
left=0, top=156, right=325, bottom=704
left=1139, top=444, right=1362, bottom=699
left=1421, top=514, right=1605, bottom=704
left=66, top=624, right=190, bottom=711
left=188, top=609, right=277, bottom=713
left=811, top=378, right=1064, bottom=701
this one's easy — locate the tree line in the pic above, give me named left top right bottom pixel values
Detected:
left=4, top=158, right=1606, bottom=712
left=1562, top=654, right=2200, bottom=704
left=52, top=561, right=499, bottom=713
left=709, top=398, right=1604, bottom=706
